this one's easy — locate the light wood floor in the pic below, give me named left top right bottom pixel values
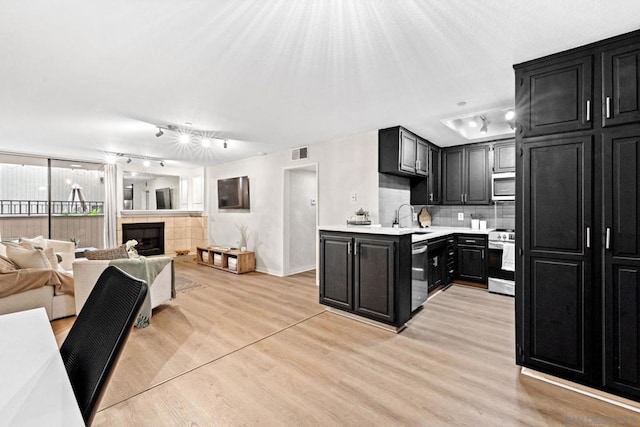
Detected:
left=52, top=261, right=640, bottom=426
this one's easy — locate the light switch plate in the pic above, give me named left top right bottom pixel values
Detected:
left=458, top=212, right=464, bottom=220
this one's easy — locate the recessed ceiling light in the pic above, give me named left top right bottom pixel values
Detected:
left=69, top=164, right=82, bottom=168
left=201, top=137, right=212, bottom=148
left=468, top=117, right=478, bottom=127
left=131, top=172, right=137, bottom=176
left=143, top=160, right=150, bottom=167
left=179, top=134, right=190, bottom=144
left=105, top=154, right=117, bottom=164
left=184, top=122, right=192, bottom=126
left=505, top=110, right=515, bottom=120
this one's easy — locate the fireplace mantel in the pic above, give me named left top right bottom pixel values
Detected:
left=120, top=210, right=203, bottom=217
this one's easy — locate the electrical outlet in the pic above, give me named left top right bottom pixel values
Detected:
left=412, top=212, right=418, bottom=221
left=458, top=212, right=464, bottom=221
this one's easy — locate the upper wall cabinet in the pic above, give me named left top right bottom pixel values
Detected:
left=602, top=44, right=640, bottom=127
left=442, top=144, right=491, bottom=205
left=379, top=126, right=430, bottom=178
left=517, top=56, right=593, bottom=137
left=492, top=139, right=516, bottom=173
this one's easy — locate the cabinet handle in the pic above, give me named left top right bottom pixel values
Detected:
left=429, top=193, right=433, bottom=202
left=481, top=250, right=484, bottom=260
left=347, top=241, right=352, bottom=254
left=354, top=242, right=358, bottom=256
left=606, top=228, right=611, bottom=250
left=586, top=226, right=590, bottom=248
left=586, top=100, right=591, bottom=121
left=606, top=96, right=611, bottom=119
left=461, top=194, right=464, bottom=203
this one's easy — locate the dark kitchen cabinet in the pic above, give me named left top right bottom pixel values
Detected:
left=446, top=237, right=456, bottom=284
left=520, top=135, right=594, bottom=383
left=379, top=126, right=429, bottom=178
left=442, top=147, right=464, bottom=204
left=464, top=144, right=491, bottom=204
left=442, top=144, right=491, bottom=205
left=515, top=30, right=640, bottom=401
left=516, top=55, right=593, bottom=137
left=319, top=234, right=353, bottom=310
left=456, top=235, right=487, bottom=284
left=492, top=139, right=516, bottom=173
left=427, top=144, right=441, bottom=203
left=410, top=144, right=441, bottom=205
left=319, top=231, right=412, bottom=328
left=603, top=126, right=640, bottom=397
left=602, top=44, right=640, bottom=127
left=354, top=238, right=395, bottom=323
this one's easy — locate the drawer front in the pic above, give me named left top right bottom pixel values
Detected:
left=457, top=236, right=486, bottom=246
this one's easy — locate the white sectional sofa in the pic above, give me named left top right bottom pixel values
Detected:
left=0, top=239, right=76, bottom=320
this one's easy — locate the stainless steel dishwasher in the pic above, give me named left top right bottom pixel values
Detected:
left=411, top=241, right=429, bottom=312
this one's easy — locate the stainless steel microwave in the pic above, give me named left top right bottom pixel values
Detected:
left=492, top=172, right=515, bottom=201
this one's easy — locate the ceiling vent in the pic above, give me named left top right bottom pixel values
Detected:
left=291, top=146, right=309, bottom=161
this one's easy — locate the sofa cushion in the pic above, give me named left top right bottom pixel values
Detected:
left=5, top=245, right=52, bottom=269
left=0, top=255, right=19, bottom=273
left=84, top=245, right=128, bottom=260
left=19, top=236, right=47, bottom=249
left=0, top=242, right=6, bottom=258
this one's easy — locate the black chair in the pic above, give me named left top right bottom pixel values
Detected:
left=60, top=266, right=148, bottom=425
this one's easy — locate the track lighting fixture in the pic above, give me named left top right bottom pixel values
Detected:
left=154, top=124, right=227, bottom=150
left=160, top=161, right=165, bottom=167
left=126, top=158, right=132, bottom=164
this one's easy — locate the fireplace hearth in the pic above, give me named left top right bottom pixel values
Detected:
left=122, top=222, right=165, bottom=256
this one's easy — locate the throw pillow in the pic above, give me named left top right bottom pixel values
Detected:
left=84, top=245, right=129, bottom=260
left=5, top=245, right=52, bottom=269
left=0, top=255, right=19, bottom=273
left=19, top=236, right=47, bottom=250
left=43, top=248, right=67, bottom=273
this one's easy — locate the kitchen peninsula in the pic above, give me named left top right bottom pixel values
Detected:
left=318, top=225, right=492, bottom=331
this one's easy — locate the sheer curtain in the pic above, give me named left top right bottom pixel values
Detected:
left=103, top=164, right=118, bottom=248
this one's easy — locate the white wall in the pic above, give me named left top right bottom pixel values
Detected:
left=286, top=167, right=316, bottom=274
left=206, top=130, right=379, bottom=275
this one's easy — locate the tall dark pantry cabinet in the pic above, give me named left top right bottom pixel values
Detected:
left=515, top=29, right=640, bottom=402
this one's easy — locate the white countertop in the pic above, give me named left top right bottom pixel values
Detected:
left=0, top=308, right=84, bottom=426
left=318, top=225, right=492, bottom=242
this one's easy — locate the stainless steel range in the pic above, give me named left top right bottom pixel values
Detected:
left=487, top=229, right=515, bottom=296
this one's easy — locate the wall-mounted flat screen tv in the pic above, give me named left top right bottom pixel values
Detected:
left=156, top=187, right=172, bottom=209
left=218, top=176, right=250, bottom=209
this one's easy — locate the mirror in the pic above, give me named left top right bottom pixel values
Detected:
left=122, top=171, right=203, bottom=211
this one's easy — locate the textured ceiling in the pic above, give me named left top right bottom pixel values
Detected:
left=1, top=0, right=639, bottom=167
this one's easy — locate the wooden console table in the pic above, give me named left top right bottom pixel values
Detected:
left=196, top=246, right=256, bottom=274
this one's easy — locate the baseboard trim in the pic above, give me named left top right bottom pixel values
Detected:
left=284, top=265, right=316, bottom=276
left=326, top=308, right=405, bottom=333
left=520, top=367, right=640, bottom=414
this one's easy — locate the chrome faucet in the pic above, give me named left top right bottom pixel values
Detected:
left=396, top=203, right=415, bottom=228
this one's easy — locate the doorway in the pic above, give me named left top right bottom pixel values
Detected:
left=283, top=164, right=318, bottom=276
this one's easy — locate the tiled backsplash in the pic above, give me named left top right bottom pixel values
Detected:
left=378, top=173, right=515, bottom=230
left=418, top=203, right=515, bottom=230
